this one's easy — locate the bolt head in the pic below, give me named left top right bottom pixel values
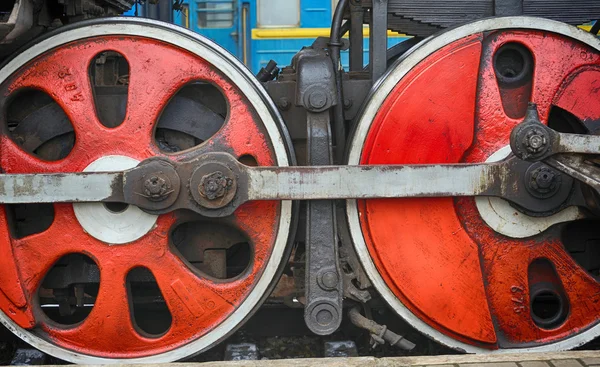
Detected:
left=308, top=91, right=328, bottom=110
left=528, top=135, right=544, bottom=149
left=199, top=171, right=232, bottom=201
left=190, top=161, right=238, bottom=212
left=534, top=170, right=555, bottom=189
left=523, top=129, right=548, bottom=154
left=321, top=271, right=339, bottom=290
left=143, top=175, right=169, bottom=201
left=278, top=97, right=290, bottom=110
left=528, top=166, right=561, bottom=198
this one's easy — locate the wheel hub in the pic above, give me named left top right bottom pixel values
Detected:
left=73, top=155, right=158, bottom=245
left=475, top=146, right=583, bottom=239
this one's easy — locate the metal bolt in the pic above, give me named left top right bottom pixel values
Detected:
left=199, top=171, right=232, bottom=201
left=523, top=129, right=548, bottom=154
left=343, top=98, right=353, bottom=109
left=535, top=170, right=555, bottom=189
left=143, top=175, right=169, bottom=201
left=277, top=97, right=290, bottom=110
left=528, top=166, right=561, bottom=198
left=308, top=91, right=328, bottom=110
left=320, top=271, right=339, bottom=290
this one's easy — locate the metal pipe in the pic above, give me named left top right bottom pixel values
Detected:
left=340, top=21, right=351, bottom=37
left=348, top=307, right=416, bottom=351
left=329, top=0, right=349, bottom=163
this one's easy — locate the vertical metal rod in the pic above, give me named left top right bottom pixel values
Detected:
left=349, top=2, right=364, bottom=71
left=157, top=0, right=173, bottom=23
left=241, top=3, right=250, bottom=65
left=369, top=0, right=388, bottom=82
left=329, top=0, right=349, bottom=163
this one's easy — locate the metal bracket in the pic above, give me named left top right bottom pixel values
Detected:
left=295, top=47, right=344, bottom=335
left=292, top=48, right=338, bottom=112
left=369, top=0, right=389, bottom=82
left=349, top=0, right=365, bottom=72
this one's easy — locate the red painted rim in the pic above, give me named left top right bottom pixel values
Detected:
left=0, top=36, right=284, bottom=358
left=359, top=30, right=600, bottom=349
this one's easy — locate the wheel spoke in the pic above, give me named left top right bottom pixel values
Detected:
left=4, top=44, right=102, bottom=144
left=152, top=252, right=235, bottom=333
left=230, top=201, right=281, bottom=286
left=527, top=33, right=600, bottom=120
left=546, top=246, right=600, bottom=332
left=7, top=204, right=85, bottom=328
left=12, top=205, right=84, bottom=298
left=167, top=78, right=275, bottom=165
left=0, top=135, right=75, bottom=173
left=101, top=37, right=231, bottom=149
left=209, top=93, right=276, bottom=165
left=553, top=66, right=600, bottom=132
left=44, top=262, right=147, bottom=353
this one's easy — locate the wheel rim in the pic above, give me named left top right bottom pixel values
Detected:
left=0, top=18, right=294, bottom=363
left=347, top=17, right=600, bottom=352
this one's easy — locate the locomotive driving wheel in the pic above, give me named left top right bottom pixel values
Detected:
left=0, top=18, right=295, bottom=362
left=348, top=17, right=600, bottom=352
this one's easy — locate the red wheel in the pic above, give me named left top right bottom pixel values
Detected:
left=0, top=19, right=295, bottom=362
left=347, top=17, right=600, bottom=352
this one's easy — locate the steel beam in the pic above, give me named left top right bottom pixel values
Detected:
left=369, top=0, right=388, bottom=82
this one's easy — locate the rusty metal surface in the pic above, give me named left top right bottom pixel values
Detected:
left=0, top=151, right=585, bottom=218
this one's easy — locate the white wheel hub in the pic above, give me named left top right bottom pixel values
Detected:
left=73, top=155, right=158, bottom=244
left=475, top=146, right=584, bottom=238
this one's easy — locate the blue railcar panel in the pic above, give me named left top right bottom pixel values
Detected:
left=163, top=0, right=410, bottom=73
left=251, top=37, right=408, bottom=73
left=300, top=0, right=332, bottom=28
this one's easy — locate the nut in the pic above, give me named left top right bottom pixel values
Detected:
left=528, top=166, right=561, bottom=198
left=523, top=129, right=548, bottom=154
left=277, top=97, right=290, bottom=110
left=198, top=171, right=233, bottom=201
left=143, top=175, right=170, bottom=201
